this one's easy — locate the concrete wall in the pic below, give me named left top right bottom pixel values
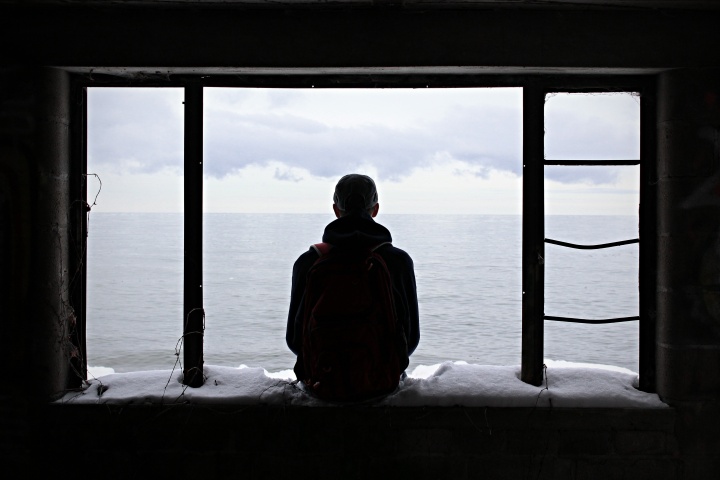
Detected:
left=2, top=5, right=720, bottom=74
left=657, top=69, right=720, bottom=404
left=655, top=68, right=720, bottom=479
left=21, top=405, right=678, bottom=480
left=1, top=3, right=720, bottom=479
left=0, top=68, right=74, bottom=402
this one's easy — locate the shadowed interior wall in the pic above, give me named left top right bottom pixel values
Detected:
left=2, top=6, right=720, bottom=73
left=1, top=3, right=720, bottom=478
left=657, top=68, right=720, bottom=404
left=654, top=69, right=720, bottom=478
left=0, top=68, right=73, bottom=401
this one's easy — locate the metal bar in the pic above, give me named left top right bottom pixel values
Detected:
left=544, top=238, right=639, bottom=250
left=545, top=315, right=640, bottom=324
left=521, top=84, right=545, bottom=387
left=638, top=87, right=658, bottom=393
left=544, top=159, right=640, bottom=166
left=183, top=85, right=205, bottom=388
left=73, top=73, right=651, bottom=90
left=68, top=82, right=88, bottom=387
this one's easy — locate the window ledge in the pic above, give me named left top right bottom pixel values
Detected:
left=56, top=361, right=667, bottom=408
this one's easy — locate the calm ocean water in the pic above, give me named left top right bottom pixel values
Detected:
left=86, top=213, right=640, bottom=374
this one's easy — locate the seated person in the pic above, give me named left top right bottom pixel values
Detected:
left=286, top=174, right=420, bottom=400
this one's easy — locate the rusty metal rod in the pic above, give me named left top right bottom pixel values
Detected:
left=545, top=315, right=640, bottom=324
left=545, top=238, right=639, bottom=249
left=521, top=84, right=545, bottom=387
left=183, top=85, right=204, bottom=388
left=544, top=159, right=640, bottom=166
left=638, top=87, right=657, bottom=393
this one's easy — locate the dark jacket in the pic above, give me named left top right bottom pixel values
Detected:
left=286, top=211, right=420, bottom=361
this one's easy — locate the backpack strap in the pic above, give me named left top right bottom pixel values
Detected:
left=312, top=242, right=333, bottom=257
left=312, top=241, right=392, bottom=256
left=371, top=241, right=392, bottom=252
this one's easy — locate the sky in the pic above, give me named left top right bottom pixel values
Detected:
left=87, top=87, right=641, bottom=215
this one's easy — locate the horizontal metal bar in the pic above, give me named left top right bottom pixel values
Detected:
left=545, top=315, right=640, bottom=324
left=74, top=73, right=654, bottom=90
left=544, top=159, right=640, bottom=166
left=545, top=238, right=639, bottom=250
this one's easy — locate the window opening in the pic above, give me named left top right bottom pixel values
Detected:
left=201, top=87, right=524, bottom=376
left=521, top=88, right=649, bottom=387
left=84, top=83, right=652, bottom=391
left=85, top=87, right=184, bottom=376
left=87, top=86, right=528, bottom=378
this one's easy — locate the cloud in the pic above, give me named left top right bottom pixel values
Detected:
left=87, top=88, right=640, bottom=187
left=202, top=98, right=523, bottom=181
left=544, top=92, right=640, bottom=185
left=88, top=88, right=184, bottom=174
left=273, top=166, right=304, bottom=182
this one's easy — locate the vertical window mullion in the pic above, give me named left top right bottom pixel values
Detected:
left=638, top=89, right=657, bottom=393
left=69, top=83, right=88, bottom=387
left=521, top=84, right=546, bottom=386
left=183, top=85, right=204, bottom=388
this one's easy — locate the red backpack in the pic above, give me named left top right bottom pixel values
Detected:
left=299, top=242, right=408, bottom=401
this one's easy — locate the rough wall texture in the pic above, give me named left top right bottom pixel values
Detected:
left=11, top=405, right=680, bottom=480
left=657, top=69, right=720, bottom=404
left=652, top=66, right=720, bottom=480
left=0, top=68, right=73, bottom=402
left=2, top=6, right=720, bottom=73
left=0, top=4, right=719, bottom=478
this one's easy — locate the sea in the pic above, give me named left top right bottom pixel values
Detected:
left=86, top=213, right=640, bottom=374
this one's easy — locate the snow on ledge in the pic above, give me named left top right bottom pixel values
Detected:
left=57, top=361, right=668, bottom=408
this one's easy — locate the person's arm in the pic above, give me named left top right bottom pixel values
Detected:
left=384, top=246, right=420, bottom=355
left=402, top=256, right=420, bottom=355
left=286, top=249, right=318, bottom=355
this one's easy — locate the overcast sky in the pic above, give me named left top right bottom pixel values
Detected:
left=87, top=87, right=640, bottom=215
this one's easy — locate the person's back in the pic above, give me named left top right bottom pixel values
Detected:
left=286, top=174, right=420, bottom=401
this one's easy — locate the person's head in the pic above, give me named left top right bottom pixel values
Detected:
left=332, top=174, right=380, bottom=218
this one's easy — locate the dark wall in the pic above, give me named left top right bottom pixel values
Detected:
left=20, top=405, right=679, bottom=480
left=2, top=5, right=720, bottom=74
left=657, top=69, right=720, bottom=404
left=0, top=68, right=74, bottom=402
left=1, top=3, right=720, bottom=479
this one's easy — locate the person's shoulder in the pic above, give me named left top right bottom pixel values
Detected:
left=376, top=243, right=414, bottom=266
left=293, top=246, right=320, bottom=270
left=298, top=246, right=320, bottom=260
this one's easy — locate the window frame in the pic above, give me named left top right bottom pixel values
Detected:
left=521, top=79, right=656, bottom=392
left=69, top=74, right=656, bottom=393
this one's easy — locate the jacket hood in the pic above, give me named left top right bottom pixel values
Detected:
left=322, top=211, right=392, bottom=249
